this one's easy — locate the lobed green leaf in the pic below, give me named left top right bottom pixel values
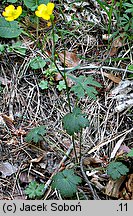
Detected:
left=25, top=126, right=46, bottom=143
left=52, top=169, right=82, bottom=197
left=63, top=107, right=89, bottom=135
left=107, top=161, right=129, bottom=180
left=25, top=181, right=44, bottom=198
left=70, top=75, right=102, bottom=100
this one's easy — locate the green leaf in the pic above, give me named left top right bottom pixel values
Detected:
left=43, top=63, right=57, bottom=77
left=0, top=18, right=22, bottom=38
left=57, top=80, right=66, bottom=91
left=24, top=0, right=49, bottom=10
left=30, top=57, right=46, bottom=70
left=7, top=41, right=27, bottom=55
left=7, top=0, right=18, bottom=3
left=125, top=8, right=133, bottom=13
left=39, top=0, right=50, bottom=4
left=124, top=3, right=133, bottom=7
left=39, top=80, right=48, bottom=90
left=25, top=126, right=46, bottom=143
left=127, top=148, right=133, bottom=157
left=128, top=65, right=133, bottom=71
left=107, top=161, right=129, bottom=180
left=23, top=0, right=38, bottom=10
left=52, top=169, right=82, bottom=197
left=0, top=44, right=6, bottom=53
left=25, top=181, right=44, bottom=198
left=70, top=75, right=102, bottom=99
left=63, top=107, right=89, bottom=135
left=123, top=14, right=130, bottom=20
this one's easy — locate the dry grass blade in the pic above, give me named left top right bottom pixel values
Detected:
left=110, top=134, right=127, bottom=159
left=87, top=128, right=133, bottom=155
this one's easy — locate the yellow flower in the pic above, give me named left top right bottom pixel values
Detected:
left=35, top=3, right=54, bottom=20
left=2, top=5, right=22, bottom=21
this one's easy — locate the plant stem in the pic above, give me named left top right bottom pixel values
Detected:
left=51, top=22, right=56, bottom=62
left=36, top=17, right=39, bottom=39
left=79, top=128, right=83, bottom=162
left=51, top=17, right=79, bottom=163
left=108, top=0, right=115, bottom=36
left=51, top=18, right=72, bottom=112
left=63, top=72, right=72, bottom=112
left=119, top=0, right=123, bottom=17
left=72, top=135, right=78, bottom=164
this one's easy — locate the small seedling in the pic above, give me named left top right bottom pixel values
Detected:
left=39, top=80, right=48, bottom=90
left=30, top=56, right=46, bottom=70
left=25, top=181, right=44, bottom=198
left=43, top=63, right=57, bottom=82
left=57, top=80, right=66, bottom=91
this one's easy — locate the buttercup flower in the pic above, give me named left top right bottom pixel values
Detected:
left=2, top=5, right=22, bottom=21
left=35, top=3, right=54, bottom=20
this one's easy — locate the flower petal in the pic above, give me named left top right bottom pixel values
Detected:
left=5, top=17, right=15, bottom=21
left=16, top=6, right=22, bottom=16
left=42, top=13, right=50, bottom=20
left=47, top=3, right=54, bottom=15
left=5, top=5, right=15, bottom=12
left=38, top=4, right=47, bottom=11
left=35, top=4, right=47, bottom=17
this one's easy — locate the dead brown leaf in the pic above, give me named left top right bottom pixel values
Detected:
left=109, top=37, right=123, bottom=56
left=109, top=47, right=118, bottom=57
left=58, top=51, right=80, bottom=67
left=83, top=157, right=103, bottom=166
left=126, top=174, right=133, bottom=194
left=54, top=73, right=63, bottom=82
left=19, top=171, right=35, bottom=183
left=0, top=162, right=18, bottom=178
left=112, top=37, right=123, bottom=48
left=1, top=114, right=16, bottom=131
left=119, top=174, right=133, bottom=199
left=104, top=72, right=121, bottom=84
left=105, top=176, right=126, bottom=198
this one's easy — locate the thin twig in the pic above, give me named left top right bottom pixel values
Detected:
left=80, top=157, right=100, bottom=200
left=43, top=143, right=73, bottom=198
left=59, top=64, right=133, bottom=73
